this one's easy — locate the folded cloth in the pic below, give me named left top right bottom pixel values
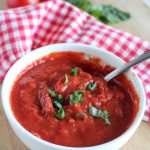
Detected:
left=0, top=0, right=150, bottom=121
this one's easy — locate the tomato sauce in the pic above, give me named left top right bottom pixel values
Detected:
left=10, top=52, right=139, bottom=147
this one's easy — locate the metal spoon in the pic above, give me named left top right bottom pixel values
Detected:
left=104, top=50, right=150, bottom=82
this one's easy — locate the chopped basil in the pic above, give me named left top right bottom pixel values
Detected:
left=74, top=90, right=84, bottom=95
left=57, top=94, right=64, bottom=105
left=69, top=94, right=82, bottom=104
left=76, top=112, right=88, bottom=119
left=54, top=108, right=65, bottom=120
left=48, top=89, right=57, bottom=98
left=69, top=90, right=84, bottom=104
left=89, top=106, right=110, bottom=125
left=64, top=74, right=69, bottom=84
left=103, top=111, right=110, bottom=125
left=48, top=89, right=64, bottom=104
left=53, top=101, right=62, bottom=109
left=70, top=67, right=78, bottom=76
left=57, top=94, right=64, bottom=100
left=87, top=82, right=97, bottom=91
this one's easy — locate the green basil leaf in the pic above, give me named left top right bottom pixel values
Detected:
left=76, top=112, right=88, bottom=119
left=89, top=106, right=99, bottom=116
left=48, top=89, right=64, bottom=104
left=57, top=94, right=64, bottom=101
left=69, top=94, right=79, bottom=104
left=103, top=110, right=110, bottom=125
left=89, top=106, right=111, bottom=125
left=74, top=90, right=84, bottom=95
left=66, top=0, right=91, bottom=12
left=48, top=89, right=57, bottom=98
left=64, top=74, right=69, bottom=84
left=101, top=5, right=130, bottom=24
left=54, top=108, right=65, bottom=120
left=57, top=94, right=64, bottom=105
left=79, top=97, right=84, bottom=102
left=69, top=90, right=84, bottom=104
left=69, top=94, right=74, bottom=104
left=53, top=101, right=62, bottom=109
left=70, top=67, right=78, bottom=76
left=87, top=82, right=97, bottom=91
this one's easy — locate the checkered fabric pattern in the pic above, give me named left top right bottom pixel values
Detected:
left=0, top=0, right=150, bottom=121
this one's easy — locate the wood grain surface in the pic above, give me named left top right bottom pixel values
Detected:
left=0, top=0, right=150, bottom=150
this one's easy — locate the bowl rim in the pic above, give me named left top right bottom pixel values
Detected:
left=1, top=43, right=146, bottom=149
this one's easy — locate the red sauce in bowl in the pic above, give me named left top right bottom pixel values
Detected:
left=10, top=52, right=139, bottom=147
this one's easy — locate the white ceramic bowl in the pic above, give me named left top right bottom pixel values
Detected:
left=1, top=43, right=146, bottom=150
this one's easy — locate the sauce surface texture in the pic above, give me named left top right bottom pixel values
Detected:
left=10, top=52, right=139, bottom=147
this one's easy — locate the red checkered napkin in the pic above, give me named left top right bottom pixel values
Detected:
left=0, top=0, right=150, bottom=121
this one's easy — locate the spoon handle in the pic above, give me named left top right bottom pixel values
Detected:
left=104, top=50, right=150, bottom=82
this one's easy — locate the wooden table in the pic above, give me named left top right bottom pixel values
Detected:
left=0, top=0, right=150, bottom=150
